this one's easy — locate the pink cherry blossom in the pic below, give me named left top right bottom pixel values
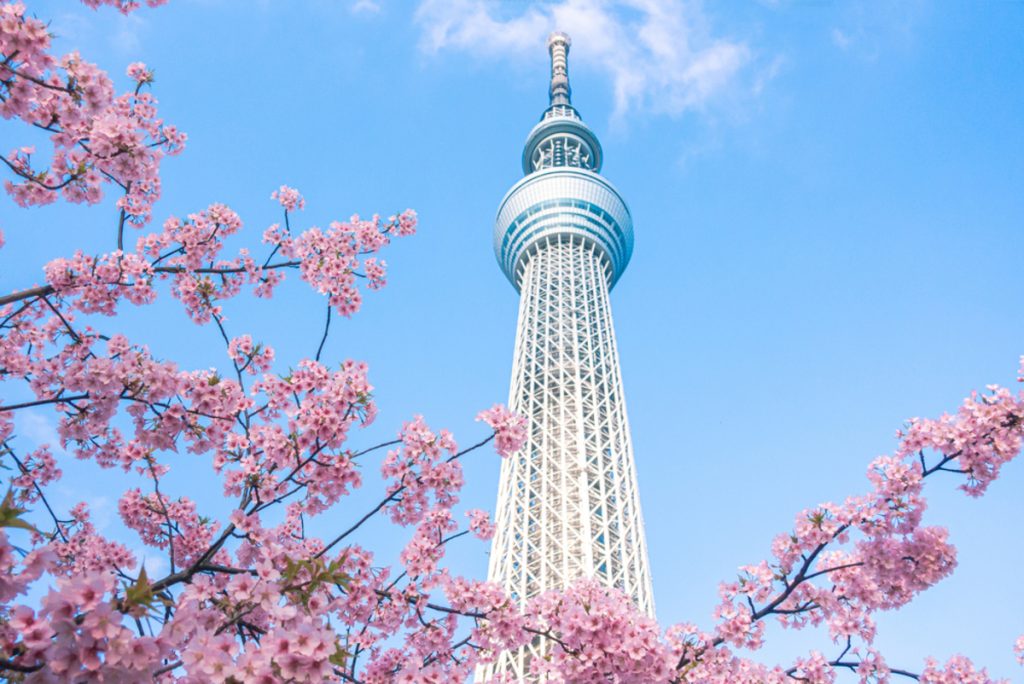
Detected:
left=920, top=655, right=1005, bottom=684
left=466, top=508, right=496, bottom=540
left=476, top=404, right=528, bottom=457
left=126, top=60, right=152, bottom=83
left=271, top=184, right=305, bottom=211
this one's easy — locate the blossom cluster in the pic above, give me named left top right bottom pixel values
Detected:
left=2, top=2, right=184, bottom=224
left=528, top=580, right=674, bottom=682
left=702, top=381, right=1024, bottom=681
left=80, top=0, right=168, bottom=13
left=476, top=404, right=528, bottom=457
left=6, top=570, right=167, bottom=679
left=267, top=209, right=418, bottom=317
left=465, top=508, right=495, bottom=540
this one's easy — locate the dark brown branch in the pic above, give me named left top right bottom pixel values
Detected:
left=0, top=394, right=89, bottom=412
left=0, top=260, right=302, bottom=307
left=315, top=301, right=332, bottom=362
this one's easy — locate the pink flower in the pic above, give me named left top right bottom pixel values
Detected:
left=8, top=605, right=54, bottom=652
left=126, top=61, right=152, bottom=83
left=82, top=601, right=121, bottom=640
left=65, top=572, right=112, bottom=610
left=920, top=655, right=999, bottom=684
left=271, top=184, right=305, bottom=212
left=392, top=209, right=418, bottom=236
left=228, top=334, right=275, bottom=374
left=475, top=404, right=527, bottom=457
left=465, top=508, right=495, bottom=540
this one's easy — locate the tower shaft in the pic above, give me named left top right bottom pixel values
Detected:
left=481, top=32, right=653, bottom=682
left=483, top=236, right=654, bottom=679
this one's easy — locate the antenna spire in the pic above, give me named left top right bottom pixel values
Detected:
left=547, top=32, right=572, bottom=107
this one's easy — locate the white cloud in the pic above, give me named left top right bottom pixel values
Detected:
left=50, top=12, right=94, bottom=46
left=416, top=0, right=549, bottom=58
left=753, top=54, right=785, bottom=96
left=137, top=552, right=168, bottom=577
left=829, top=0, right=926, bottom=60
left=415, top=0, right=751, bottom=120
left=111, top=13, right=146, bottom=55
left=831, top=28, right=852, bottom=51
left=351, top=0, right=382, bottom=15
left=18, top=410, right=66, bottom=455
left=85, top=495, right=116, bottom=531
left=48, top=9, right=148, bottom=57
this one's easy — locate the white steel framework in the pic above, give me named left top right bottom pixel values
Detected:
left=480, top=33, right=654, bottom=682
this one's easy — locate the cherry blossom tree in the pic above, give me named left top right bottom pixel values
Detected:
left=1, top=1, right=1022, bottom=682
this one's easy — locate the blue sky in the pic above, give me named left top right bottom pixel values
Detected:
left=3, top=0, right=1023, bottom=679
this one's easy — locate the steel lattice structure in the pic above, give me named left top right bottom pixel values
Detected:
left=480, top=33, right=654, bottom=682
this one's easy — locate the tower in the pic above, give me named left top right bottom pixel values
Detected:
left=482, top=32, right=655, bottom=680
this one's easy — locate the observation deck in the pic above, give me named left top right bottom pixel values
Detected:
left=493, top=32, right=634, bottom=291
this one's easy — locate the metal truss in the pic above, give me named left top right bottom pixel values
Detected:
left=479, top=235, right=655, bottom=681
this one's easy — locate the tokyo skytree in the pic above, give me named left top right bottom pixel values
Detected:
left=481, top=32, right=655, bottom=680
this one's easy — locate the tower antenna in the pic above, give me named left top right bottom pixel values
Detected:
left=548, top=31, right=572, bottom=107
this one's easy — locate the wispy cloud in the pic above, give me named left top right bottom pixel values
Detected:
left=111, top=13, right=146, bottom=55
left=18, top=410, right=65, bottom=455
left=753, top=54, right=785, bottom=96
left=137, top=552, right=168, bottom=577
left=49, top=9, right=148, bottom=57
left=831, top=28, right=853, bottom=51
left=351, top=0, right=382, bottom=16
left=829, top=0, right=926, bottom=61
left=415, top=0, right=751, bottom=121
